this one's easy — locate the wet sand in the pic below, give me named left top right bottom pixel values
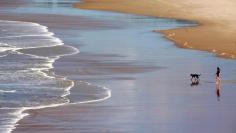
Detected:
left=0, top=1, right=236, bottom=133
left=75, top=0, right=236, bottom=59
left=14, top=12, right=236, bottom=133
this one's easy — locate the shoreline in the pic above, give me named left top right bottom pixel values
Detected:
left=0, top=1, right=122, bottom=132
left=1, top=1, right=236, bottom=133
left=0, top=19, right=77, bottom=133
left=74, top=0, right=236, bottom=59
left=0, top=16, right=114, bottom=133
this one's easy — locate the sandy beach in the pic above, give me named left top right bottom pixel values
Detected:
left=75, top=0, right=236, bottom=59
left=0, top=0, right=236, bottom=133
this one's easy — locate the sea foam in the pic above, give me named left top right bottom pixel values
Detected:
left=0, top=20, right=111, bottom=133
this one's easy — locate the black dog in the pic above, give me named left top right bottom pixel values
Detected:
left=190, top=74, right=201, bottom=81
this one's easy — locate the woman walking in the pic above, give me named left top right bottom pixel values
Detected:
left=215, top=67, right=221, bottom=101
left=216, top=67, right=221, bottom=84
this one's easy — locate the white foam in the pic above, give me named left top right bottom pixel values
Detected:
left=72, top=81, right=112, bottom=104
left=0, top=90, right=16, bottom=93
left=0, top=33, right=54, bottom=39
left=0, top=20, right=63, bottom=49
left=76, top=86, right=111, bottom=104
left=0, top=81, right=112, bottom=133
left=0, top=20, right=75, bottom=133
left=0, top=20, right=111, bottom=133
left=0, top=108, right=29, bottom=133
left=0, top=43, right=18, bottom=52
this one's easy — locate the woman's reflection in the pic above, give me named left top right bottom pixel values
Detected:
left=216, top=82, right=221, bottom=101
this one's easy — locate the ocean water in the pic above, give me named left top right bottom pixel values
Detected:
left=0, top=20, right=74, bottom=133
left=0, top=0, right=118, bottom=132
left=1, top=0, right=236, bottom=133
left=0, top=20, right=111, bottom=133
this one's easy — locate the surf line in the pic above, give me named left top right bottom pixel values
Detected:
left=0, top=20, right=111, bottom=133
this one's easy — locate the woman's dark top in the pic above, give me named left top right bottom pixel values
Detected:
left=216, top=67, right=220, bottom=77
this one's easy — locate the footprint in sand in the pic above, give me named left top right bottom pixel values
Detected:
left=220, top=53, right=226, bottom=56
left=168, top=33, right=175, bottom=37
left=212, top=49, right=216, bottom=52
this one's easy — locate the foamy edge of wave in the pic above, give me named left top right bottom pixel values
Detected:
left=0, top=20, right=112, bottom=133
left=70, top=81, right=112, bottom=104
left=0, top=90, right=16, bottom=93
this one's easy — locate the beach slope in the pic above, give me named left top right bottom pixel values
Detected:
left=75, top=0, right=236, bottom=59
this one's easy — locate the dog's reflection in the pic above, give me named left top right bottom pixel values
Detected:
left=191, top=80, right=199, bottom=86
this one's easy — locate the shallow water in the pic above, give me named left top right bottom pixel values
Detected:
left=0, top=1, right=117, bottom=132
left=1, top=0, right=236, bottom=133
left=0, top=20, right=76, bottom=133
left=0, top=16, right=109, bottom=133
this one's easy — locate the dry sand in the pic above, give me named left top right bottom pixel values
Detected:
left=75, top=0, right=236, bottom=59
left=2, top=1, right=236, bottom=133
